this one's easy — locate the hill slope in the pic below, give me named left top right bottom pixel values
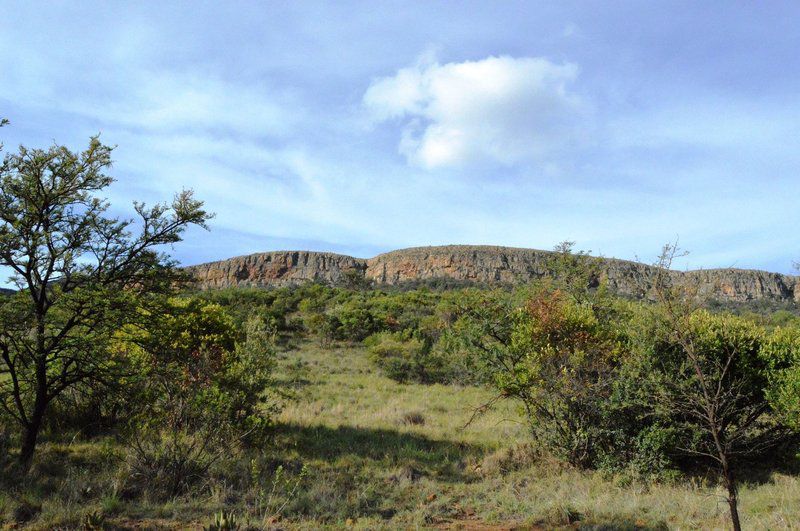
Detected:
left=185, top=245, right=800, bottom=304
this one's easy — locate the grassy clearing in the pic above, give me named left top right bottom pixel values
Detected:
left=2, top=341, right=800, bottom=529
left=268, top=343, right=800, bottom=530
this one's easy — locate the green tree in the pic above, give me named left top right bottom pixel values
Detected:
left=646, top=243, right=797, bottom=531
left=0, top=136, right=210, bottom=470
left=444, top=244, right=628, bottom=466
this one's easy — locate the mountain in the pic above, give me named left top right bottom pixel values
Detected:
left=185, top=245, right=800, bottom=305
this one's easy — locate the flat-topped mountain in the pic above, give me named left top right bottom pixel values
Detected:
left=185, top=245, right=800, bottom=304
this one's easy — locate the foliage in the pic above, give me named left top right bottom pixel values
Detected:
left=205, top=510, right=240, bottom=531
left=544, top=240, right=603, bottom=302
left=0, top=136, right=210, bottom=469
left=641, top=310, right=788, bottom=458
left=123, top=299, right=277, bottom=499
left=761, top=325, right=800, bottom=429
left=433, top=244, right=635, bottom=467
left=443, top=285, right=635, bottom=467
left=364, top=331, right=438, bottom=383
left=638, top=243, right=799, bottom=530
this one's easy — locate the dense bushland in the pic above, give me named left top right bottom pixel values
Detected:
left=194, top=247, right=800, bottom=529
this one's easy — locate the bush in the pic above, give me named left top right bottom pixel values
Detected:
left=126, top=348, right=248, bottom=498
left=761, top=325, right=800, bottom=428
left=442, top=285, right=634, bottom=467
left=364, top=331, right=429, bottom=383
left=637, top=310, right=786, bottom=459
left=365, top=328, right=477, bottom=384
left=304, top=312, right=341, bottom=346
left=123, top=300, right=277, bottom=499
left=332, top=299, right=379, bottom=342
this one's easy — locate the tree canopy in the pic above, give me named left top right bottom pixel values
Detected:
left=0, top=136, right=210, bottom=469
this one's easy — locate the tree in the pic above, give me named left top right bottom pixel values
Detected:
left=445, top=244, right=630, bottom=467
left=545, top=240, right=603, bottom=303
left=646, top=243, right=796, bottom=531
left=0, top=136, right=210, bottom=470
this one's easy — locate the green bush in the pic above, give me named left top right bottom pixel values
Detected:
left=364, top=331, right=429, bottom=383
left=332, top=299, right=379, bottom=342
left=761, top=325, right=800, bottom=428
left=122, top=300, right=277, bottom=499
left=304, top=312, right=341, bottom=346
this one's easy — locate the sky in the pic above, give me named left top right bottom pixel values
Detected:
left=1, top=1, right=799, bottom=275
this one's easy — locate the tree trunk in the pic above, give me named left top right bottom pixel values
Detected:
left=19, top=407, right=45, bottom=472
left=723, top=463, right=742, bottom=531
left=18, top=362, right=48, bottom=472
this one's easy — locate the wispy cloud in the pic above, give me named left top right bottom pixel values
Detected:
left=1, top=2, right=798, bottom=277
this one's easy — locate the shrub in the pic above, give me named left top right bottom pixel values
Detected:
left=761, top=325, right=800, bottom=428
left=364, top=331, right=451, bottom=383
left=639, top=310, right=793, bottom=464
left=632, top=281, right=800, bottom=530
left=126, top=348, right=246, bottom=498
left=508, top=290, right=629, bottom=467
left=122, top=301, right=277, bottom=499
left=332, top=299, right=379, bottom=342
left=444, top=285, right=632, bottom=467
left=304, top=312, right=341, bottom=346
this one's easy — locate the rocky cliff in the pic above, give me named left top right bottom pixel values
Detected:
left=186, top=251, right=366, bottom=289
left=185, top=245, right=800, bottom=304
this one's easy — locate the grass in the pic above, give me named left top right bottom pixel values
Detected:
left=2, top=341, right=800, bottom=529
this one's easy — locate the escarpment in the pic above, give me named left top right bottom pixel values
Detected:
left=184, top=245, right=800, bottom=305
left=185, top=251, right=367, bottom=288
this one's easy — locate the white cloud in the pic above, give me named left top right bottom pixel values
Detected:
left=364, top=55, right=586, bottom=168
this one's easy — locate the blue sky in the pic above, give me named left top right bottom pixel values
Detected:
left=1, top=1, right=798, bottom=274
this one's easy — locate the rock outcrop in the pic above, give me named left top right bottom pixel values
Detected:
left=185, top=251, right=366, bottom=289
left=185, top=245, right=800, bottom=305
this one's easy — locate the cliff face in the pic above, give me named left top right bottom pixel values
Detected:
left=185, top=245, right=800, bottom=304
left=185, top=251, right=366, bottom=289
left=366, top=246, right=552, bottom=285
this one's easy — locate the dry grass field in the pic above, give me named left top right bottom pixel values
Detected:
left=2, top=341, right=799, bottom=529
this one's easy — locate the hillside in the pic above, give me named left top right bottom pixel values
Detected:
left=186, top=245, right=800, bottom=305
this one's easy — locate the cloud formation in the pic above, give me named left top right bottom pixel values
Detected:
left=364, top=55, right=585, bottom=168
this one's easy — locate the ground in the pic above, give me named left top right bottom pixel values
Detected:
left=2, top=342, right=799, bottom=529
